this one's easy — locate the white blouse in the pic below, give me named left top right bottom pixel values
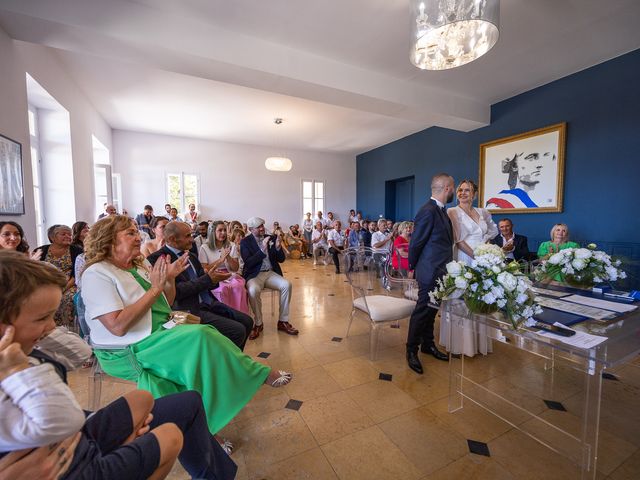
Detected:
left=82, top=260, right=166, bottom=346
left=198, top=243, right=238, bottom=271
left=448, top=206, right=498, bottom=264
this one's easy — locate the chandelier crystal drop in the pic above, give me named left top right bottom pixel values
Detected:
left=410, top=0, right=500, bottom=70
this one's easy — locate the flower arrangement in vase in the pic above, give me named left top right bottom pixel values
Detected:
left=430, top=244, right=542, bottom=330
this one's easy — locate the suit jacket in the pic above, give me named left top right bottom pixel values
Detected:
left=135, top=213, right=153, bottom=234
left=490, top=233, right=530, bottom=262
left=147, top=245, right=219, bottom=315
left=240, top=234, right=285, bottom=281
left=408, top=199, right=453, bottom=288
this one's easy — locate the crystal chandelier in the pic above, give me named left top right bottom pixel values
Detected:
left=265, top=118, right=292, bottom=172
left=410, top=0, right=500, bottom=70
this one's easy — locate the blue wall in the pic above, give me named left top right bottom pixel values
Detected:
left=357, top=49, right=640, bottom=279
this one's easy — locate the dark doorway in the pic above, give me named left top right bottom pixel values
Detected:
left=385, top=176, right=415, bottom=222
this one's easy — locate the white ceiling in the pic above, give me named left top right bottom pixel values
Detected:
left=1, top=0, right=639, bottom=154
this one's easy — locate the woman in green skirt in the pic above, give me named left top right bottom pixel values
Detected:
left=81, top=216, right=292, bottom=442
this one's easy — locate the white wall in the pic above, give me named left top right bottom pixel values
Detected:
left=0, top=26, right=112, bottom=244
left=113, top=130, right=356, bottom=227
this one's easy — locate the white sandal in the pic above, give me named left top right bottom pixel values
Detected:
left=270, top=370, right=293, bottom=387
left=220, top=439, right=233, bottom=456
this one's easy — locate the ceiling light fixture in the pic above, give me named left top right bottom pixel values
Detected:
left=265, top=118, right=292, bottom=172
left=410, top=0, right=500, bottom=70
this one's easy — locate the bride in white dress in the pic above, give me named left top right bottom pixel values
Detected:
left=439, top=180, right=499, bottom=357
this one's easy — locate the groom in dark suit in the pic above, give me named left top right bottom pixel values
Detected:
left=406, top=173, right=456, bottom=374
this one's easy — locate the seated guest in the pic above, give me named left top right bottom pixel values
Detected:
left=311, top=221, right=328, bottom=265
left=490, top=218, right=530, bottom=262
left=183, top=203, right=199, bottom=230
left=230, top=228, right=245, bottom=274
left=392, top=221, right=413, bottom=275
left=168, top=207, right=183, bottom=222
left=285, top=225, right=305, bottom=258
left=71, top=221, right=89, bottom=252
left=271, top=221, right=284, bottom=237
left=537, top=223, right=579, bottom=259
left=141, top=216, right=169, bottom=258
left=356, top=211, right=364, bottom=225
left=81, top=216, right=292, bottom=438
left=348, top=221, right=361, bottom=248
left=0, top=250, right=238, bottom=479
left=327, top=220, right=346, bottom=274
left=348, top=209, right=358, bottom=223
left=372, top=219, right=393, bottom=253
left=135, top=205, right=154, bottom=235
left=194, top=221, right=209, bottom=249
left=227, top=220, right=243, bottom=236
left=197, top=221, right=250, bottom=316
left=97, top=204, right=116, bottom=220
left=360, top=220, right=372, bottom=250
left=241, top=217, right=298, bottom=339
left=163, top=203, right=172, bottom=219
left=0, top=221, right=31, bottom=255
left=314, top=211, right=328, bottom=229
left=36, top=225, right=82, bottom=328
left=537, top=223, right=580, bottom=282
left=149, top=222, right=253, bottom=350
left=326, top=211, right=336, bottom=229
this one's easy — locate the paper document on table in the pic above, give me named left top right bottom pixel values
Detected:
left=535, top=296, right=617, bottom=321
left=536, top=323, right=607, bottom=349
left=530, top=287, right=571, bottom=298
left=562, top=295, right=637, bottom=313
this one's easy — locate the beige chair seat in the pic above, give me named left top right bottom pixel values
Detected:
left=353, top=295, right=416, bottom=322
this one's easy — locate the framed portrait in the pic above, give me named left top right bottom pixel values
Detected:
left=478, top=123, right=566, bottom=214
left=0, top=133, right=25, bottom=215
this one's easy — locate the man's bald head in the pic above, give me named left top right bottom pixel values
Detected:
left=164, top=221, right=193, bottom=250
left=431, top=174, right=454, bottom=194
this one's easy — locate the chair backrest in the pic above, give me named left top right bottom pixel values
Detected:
left=344, top=247, right=389, bottom=302
left=385, top=247, right=418, bottom=300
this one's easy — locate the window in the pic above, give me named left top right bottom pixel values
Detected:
left=92, top=136, right=112, bottom=218
left=302, top=180, right=324, bottom=218
left=167, top=172, right=200, bottom=213
left=28, top=106, right=45, bottom=245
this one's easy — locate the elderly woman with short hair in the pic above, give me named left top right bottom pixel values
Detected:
left=81, top=215, right=291, bottom=439
left=36, top=224, right=83, bottom=328
left=537, top=223, right=580, bottom=281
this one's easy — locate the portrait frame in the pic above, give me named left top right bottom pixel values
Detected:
left=0, top=133, right=25, bottom=215
left=478, top=123, right=566, bottom=214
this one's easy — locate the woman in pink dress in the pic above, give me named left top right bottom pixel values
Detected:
left=198, top=221, right=250, bottom=314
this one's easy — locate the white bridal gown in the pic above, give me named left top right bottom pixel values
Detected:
left=439, top=206, right=499, bottom=357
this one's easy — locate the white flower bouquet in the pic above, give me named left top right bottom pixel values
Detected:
left=430, top=244, right=542, bottom=330
left=534, top=243, right=626, bottom=288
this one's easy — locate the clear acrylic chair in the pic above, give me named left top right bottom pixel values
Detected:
left=344, top=247, right=417, bottom=360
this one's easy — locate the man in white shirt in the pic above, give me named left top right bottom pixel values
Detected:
left=314, top=211, right=328, bottom=229
left=326, top=212, right=336, bottom=229
left=311, top=221, right=329, bottom=265
left=327, top=220, right=346, bottom=273
left=371, top=218, right=393, bottom=278
left=193, top=221, right=209, bottom=249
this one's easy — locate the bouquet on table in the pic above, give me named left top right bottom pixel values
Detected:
left=430, top=244, right=542, bottom=330
left=534, top=243, right=626, bottom=288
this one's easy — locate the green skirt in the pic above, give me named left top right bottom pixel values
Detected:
left=95, top=323, right=270, bottom=434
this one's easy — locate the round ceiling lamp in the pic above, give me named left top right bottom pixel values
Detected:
left=265, top=118, right=292, bottom=172
left=410, top=0, right=500, bottom=71
left=265, top=156, right=292, bottom=172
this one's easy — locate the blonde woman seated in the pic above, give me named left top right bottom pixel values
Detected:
left=442, top=179, right=499, bottom=357
left=140, top=216, right=169, bottom=258
left=230, top=228, right=245, bottom=274
left=537, top=223, right=579, bottom=281
left=199, top=221, right=250, bottom=315
left=80, top=216, right=292, bottom=440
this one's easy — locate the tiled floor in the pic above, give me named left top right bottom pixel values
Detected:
left=68, top=259, right=640, bottom=479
